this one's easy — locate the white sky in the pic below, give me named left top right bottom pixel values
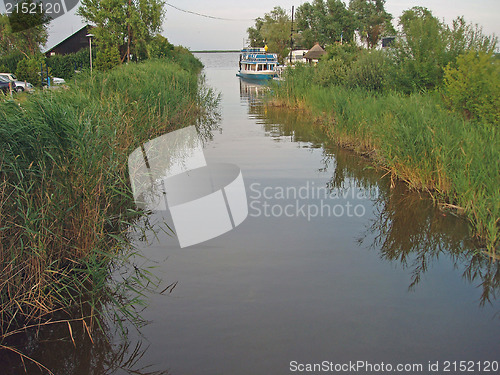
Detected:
left=1, top=1, right=499, bottom=51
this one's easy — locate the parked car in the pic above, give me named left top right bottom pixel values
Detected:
left=14, top=80, right=34, bottom=92
left=0, top=73, right=17, bottom=82
left=52, top=77, right=66, bottom=85
left=37, top=72, right=66, bottom=86
left=0, top=76, right=16, bottom=94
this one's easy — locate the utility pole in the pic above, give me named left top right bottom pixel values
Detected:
left=289, top=5, right=294, bottom=65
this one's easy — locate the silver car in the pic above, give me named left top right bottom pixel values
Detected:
left=14, top=81, right=34, bottom=92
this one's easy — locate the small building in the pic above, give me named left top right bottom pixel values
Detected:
left=304, top=43, right=326, bottom=64
left=45, top=25, right=92, bottom=57
left=287, top=49, right=308, bottom=65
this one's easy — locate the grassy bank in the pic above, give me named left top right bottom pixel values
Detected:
left=269, top=65, right=499, bottom=253
left=0, top=56, right=216, bottom=344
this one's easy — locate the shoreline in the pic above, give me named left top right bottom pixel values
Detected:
left=266, top=93, right=498, bottom=254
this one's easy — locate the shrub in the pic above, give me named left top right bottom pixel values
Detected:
left=324, top=42, right=360, bottom=65
left=148, top=34, right=174, bottom=59
left=95, top=45, right=121, bottom=71
left=46, top=48, right=92, bottom=79
left=389, top=8, right=498, bottom=93
left=15, top=57, right=47, bottom=86
left=168, top=45, right=203, bottom=73
left=0, top=51, right=24, bottom=73
left=345, top=50, right=388, bottom=91
left=314, top=58, right=348, bottom=87
left=442, top=51, right=500, bottom=125
left=390, top=7, right=448, bottom=92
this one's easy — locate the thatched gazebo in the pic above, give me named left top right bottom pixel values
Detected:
left=304, top=43, right=326, bottom=64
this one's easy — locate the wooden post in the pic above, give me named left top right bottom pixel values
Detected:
left=290, top=6, right=294, bottom=65
left=127, top=0, right=131, bottom=62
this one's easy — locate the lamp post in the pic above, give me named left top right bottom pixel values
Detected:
left=86, top=33, right=94, bottom=74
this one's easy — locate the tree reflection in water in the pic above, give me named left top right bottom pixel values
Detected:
left=245, top=87, right=499, bottom=308
left=328, top=146, right=499, bottom=307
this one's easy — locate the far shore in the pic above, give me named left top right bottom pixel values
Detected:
left=192, top=50, right=240, bottom=53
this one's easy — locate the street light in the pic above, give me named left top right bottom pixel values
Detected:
left=86, top=33, right=94, bottom=74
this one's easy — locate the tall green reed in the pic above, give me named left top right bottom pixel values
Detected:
left=0, top=58, right=217, bottom=342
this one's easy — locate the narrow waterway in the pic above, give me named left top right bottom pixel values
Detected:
left=3, top=52, right=498, bottom=375
left=123, top=52, right=499, bottom=374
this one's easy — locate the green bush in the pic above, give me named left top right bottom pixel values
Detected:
left=0, top=51, right=24, bottom=74
left=345, top=50, right=388, bottom=91
left=314, top=58, right=348, bottom=87
left=95, top=45, right=121, bottom=71
left=390, top=7, right=448, bottom=92
left=168, top=45, right=203, bottom=73
left=148, top=34, right=174, bottom=59
left=15, top=57, right=47, bottom=86
left=442, top=51, right=500, bottom=125
left=324, top=43, right=360, bottom=65
left=46, top=48, right=92, bottom=79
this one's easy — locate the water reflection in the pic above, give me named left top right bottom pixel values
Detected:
left=240, top=78, right=500, bottom=307
left=0, top=315, right=169, bottom=375
left=367, top=183, right=500, bottom=305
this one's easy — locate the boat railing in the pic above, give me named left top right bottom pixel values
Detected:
left=241, top=54, right=278, bottom=62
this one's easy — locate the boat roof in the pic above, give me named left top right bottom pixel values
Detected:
left=241, top=47, right=266, bottom=52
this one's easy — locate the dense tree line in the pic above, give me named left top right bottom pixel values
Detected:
left=247, top=0, right=395, bottom=57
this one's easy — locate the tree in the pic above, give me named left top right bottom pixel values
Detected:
left=247, top=7, right=291, bottom=63
left=77, top=0, right=165, bottom=62
left=446, top=16, right=498, bottom=64
left=349, top=0, right=394, bottom=48
left=0, top=1, right=49, bottom=58
left=391, top=7, right=448, bottom=91
left=391, top=7, right=498, bottom=92
left=295, top=0, right=356, bottom=48
left=247, top=18, right=265, bottom=47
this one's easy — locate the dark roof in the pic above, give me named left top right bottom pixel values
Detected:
left=304, top=43, right=326, bottom=60
left=45, top=25, right=92, bottom=56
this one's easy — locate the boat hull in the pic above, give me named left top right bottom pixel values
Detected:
left=236, top=71, right=277, bottom=80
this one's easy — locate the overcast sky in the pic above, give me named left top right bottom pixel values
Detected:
left=2, top=0, right=498, bottom=51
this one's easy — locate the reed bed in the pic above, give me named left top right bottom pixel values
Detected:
left=269, top=67, right=499, bottom=253
left=0, top=58, right=216, bottom=347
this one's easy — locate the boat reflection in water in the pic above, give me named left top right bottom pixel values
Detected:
left=239, top=77, right=270, bottom=102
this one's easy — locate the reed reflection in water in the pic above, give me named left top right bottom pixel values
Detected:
left=241, top=77, right=499, bottom=309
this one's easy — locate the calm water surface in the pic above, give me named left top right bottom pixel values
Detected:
left=3, top=52, right=498, bottom=374
left=124, top=52, right=499, bottom=374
